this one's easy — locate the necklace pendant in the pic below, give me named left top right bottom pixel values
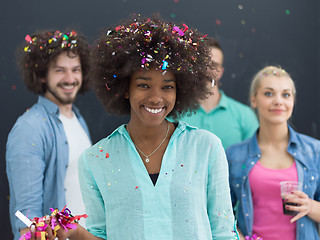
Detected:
left=145, top=157, right=150, bottom=163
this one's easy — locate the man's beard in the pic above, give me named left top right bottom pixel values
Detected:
left=47, top=82, right=80, bottom=105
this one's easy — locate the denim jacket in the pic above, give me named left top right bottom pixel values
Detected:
left=226, top=125, right=320, bottom=240
left=6, top=96, right=91, bottom=240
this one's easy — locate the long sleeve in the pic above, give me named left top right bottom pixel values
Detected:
left=79, top=152, right=107, bottom=239
left=207, top=140, right=238, bottom=239
left=6, top=120, right=46, bottom=233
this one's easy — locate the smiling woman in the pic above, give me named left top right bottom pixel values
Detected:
left=26, top=14, right=239, bottom=240
left=226, top=66, right=320, bottom=240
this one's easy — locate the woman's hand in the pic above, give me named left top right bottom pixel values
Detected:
left=285, top=190, right=312, bottom=223
left=26, top=215, right=76, bottom=240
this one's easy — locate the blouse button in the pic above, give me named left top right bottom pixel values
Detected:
left=242, top=194, right=246, bottom=197
left=257, top=154, right=261, bottom=158
left=304, top=167, right=307, bottom=171
left=245, top=213, right=249, bottom=217
left=293, top=152, right=297, bottom=156
left=251, top=161, right=255, bottom=165
left=236, top=184, right=240, bottom=188
left=311, top=176, right=315, bottom=181
left=301, top=223, right=304, bottom=228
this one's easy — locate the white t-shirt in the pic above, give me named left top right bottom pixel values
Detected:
left=59, top=112, right=91, bottom=228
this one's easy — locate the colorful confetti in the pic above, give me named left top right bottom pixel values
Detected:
left=18, top=206, right=87, bottom=240
left=23, top=30, right=78, bottom=54
left=100, top=15, right=209, bottom=75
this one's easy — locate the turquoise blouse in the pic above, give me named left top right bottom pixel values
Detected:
left=79, top=122, right=238, bottom=239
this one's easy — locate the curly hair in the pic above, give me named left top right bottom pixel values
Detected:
left=16, top=29, right=91, bottom=94
left=91, top=14, right=214, bottom=119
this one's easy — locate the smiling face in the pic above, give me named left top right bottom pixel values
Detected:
left=127, top=68, right=176, bottom=128
left=43, top=51, right=82, bottom=106
left=251, top=75, right=295, bottom=126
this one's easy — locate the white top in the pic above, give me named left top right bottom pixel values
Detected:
left=59, top=112, right=91, bottom=227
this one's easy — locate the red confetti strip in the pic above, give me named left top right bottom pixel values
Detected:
left=115, top=25, right=125, bottom=31
left=182, top=24, right=189, bottom=33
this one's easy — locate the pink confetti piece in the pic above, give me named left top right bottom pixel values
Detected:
left=25, top=35, right=32, bottom=42
left=173, top=26, right=185, bottom=36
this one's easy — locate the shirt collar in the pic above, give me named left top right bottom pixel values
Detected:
left=37, top=95, right=81, bottom=118
left=248, top=124, right=299, bottom=157
left=287, top=124, right=299, bottom=147
left=248, top=129, right=261, bottom=157
left=198, top=90, right=227, bottom=113
left=216, top=90, right=228, bottom=109
left=114, top=121, right=195, bottom=140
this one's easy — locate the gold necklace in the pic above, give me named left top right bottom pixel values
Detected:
left=128, top=121, right=170, bottom=163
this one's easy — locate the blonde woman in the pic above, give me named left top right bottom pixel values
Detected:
left=226, top=66, right=320, bottom=240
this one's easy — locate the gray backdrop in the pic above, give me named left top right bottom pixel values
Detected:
left=1, top=0, right=319, bottom=238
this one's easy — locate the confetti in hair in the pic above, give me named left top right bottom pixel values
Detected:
left=260, top=68, right=287, bottom=77
left=24, top=30, right=78, bottom=54
left=101, top=14, right=208, bottom=73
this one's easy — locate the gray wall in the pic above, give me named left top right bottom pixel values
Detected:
left=1, top=0, right=319, bottom=238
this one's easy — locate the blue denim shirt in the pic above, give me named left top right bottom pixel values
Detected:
left=226, top=125, right=320, bottom=240
left=6, top=96, right=91, bottom=240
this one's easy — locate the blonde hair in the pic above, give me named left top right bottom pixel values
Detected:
left=249, top=66, right=296, bottom=99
